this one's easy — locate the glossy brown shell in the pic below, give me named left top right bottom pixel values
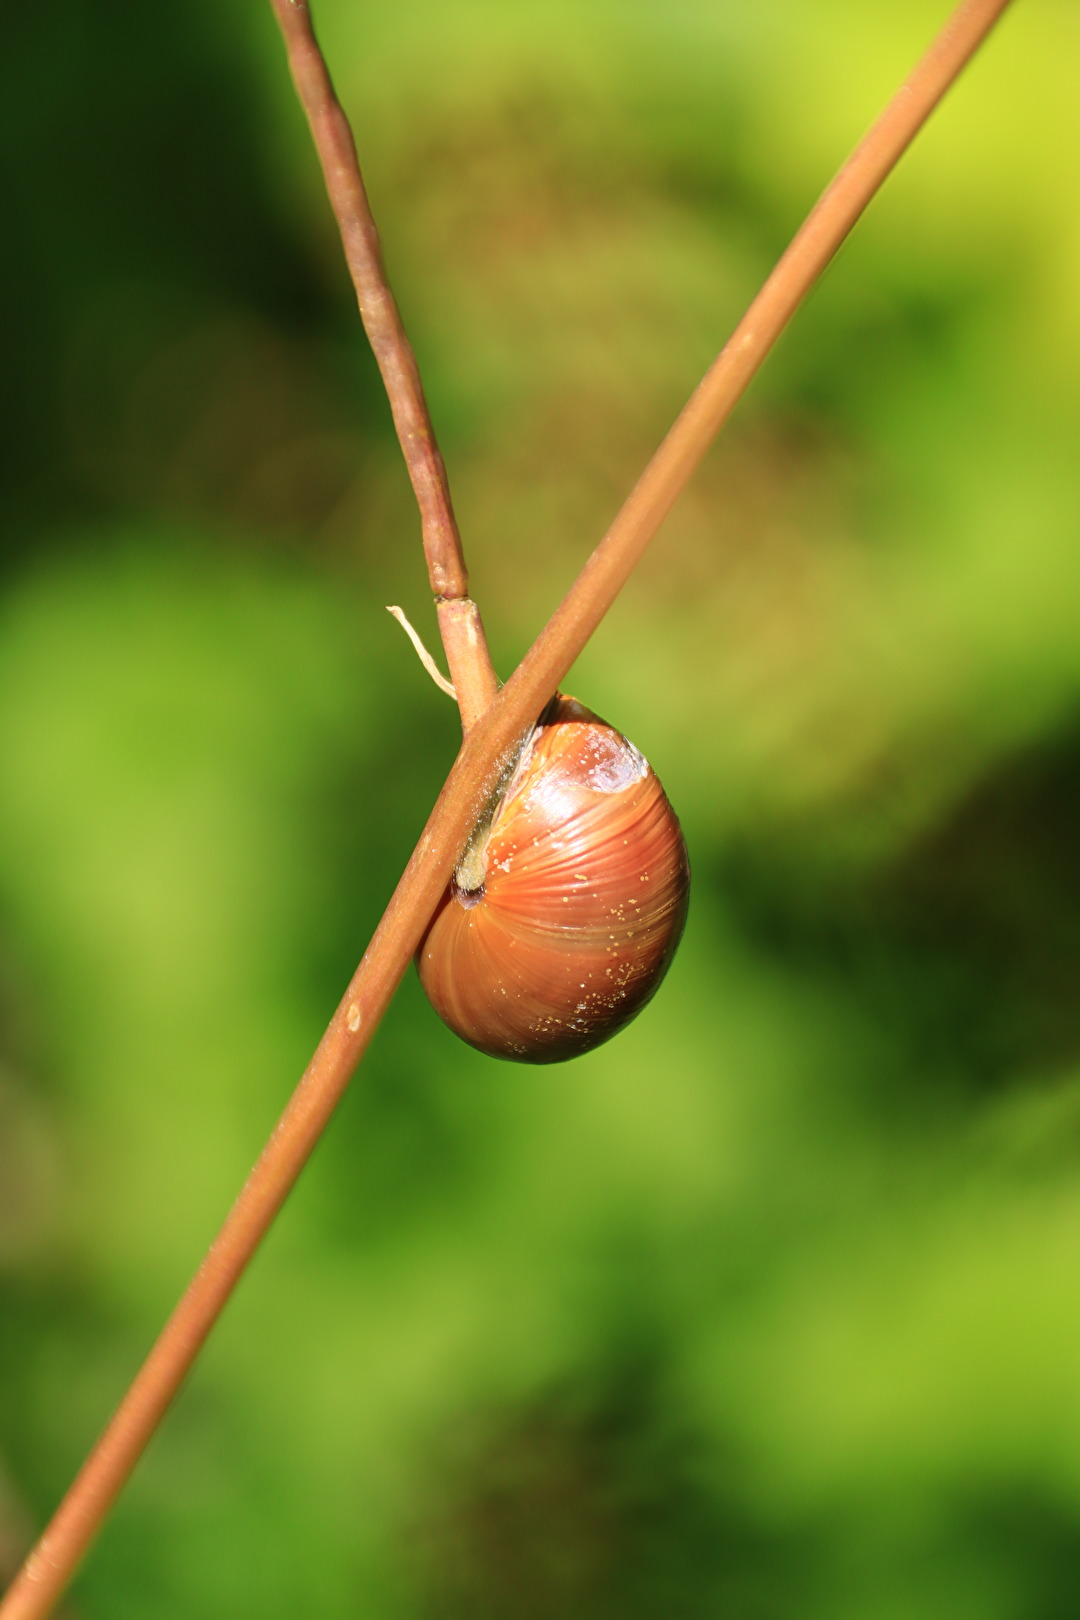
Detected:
left=416, top=696, right=690, bottom=1063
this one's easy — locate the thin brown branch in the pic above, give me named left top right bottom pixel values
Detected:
left=435, top=598, right=500, bottom=730
left=0, top=1, right=1014, bottom=1614
left=510, top=0, right=1017, bottom=690
left=268, top=0, right=499, bottom=727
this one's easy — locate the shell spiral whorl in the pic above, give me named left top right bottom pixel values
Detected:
left=416, top=695, right=690, bottom=1063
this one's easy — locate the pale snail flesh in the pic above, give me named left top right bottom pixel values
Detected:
left=416, top=695, right=690, bottom=1063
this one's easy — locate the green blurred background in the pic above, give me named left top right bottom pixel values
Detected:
left=3, top=1, right=1079, bottom=1614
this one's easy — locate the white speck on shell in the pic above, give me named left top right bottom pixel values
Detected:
left=580, top=729, right=648, bottom=793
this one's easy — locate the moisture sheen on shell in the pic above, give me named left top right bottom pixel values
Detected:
left=416, top=696, right=690, bottom=1063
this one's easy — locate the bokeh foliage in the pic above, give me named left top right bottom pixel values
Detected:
left=2, top=1, right=1080, bottom=1615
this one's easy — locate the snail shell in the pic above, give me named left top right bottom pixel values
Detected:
left=417, top=695, right=690, bottom=1063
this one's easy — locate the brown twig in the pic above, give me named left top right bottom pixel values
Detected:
left=0, top=1, right=1014, bottom=1614
left=268, top=0, right=499, bottom=729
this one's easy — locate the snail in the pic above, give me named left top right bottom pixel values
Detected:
left=416, top=694, right=690, bottom=1063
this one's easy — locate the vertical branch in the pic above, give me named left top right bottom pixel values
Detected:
left=268, top=0, right=499, bottom=729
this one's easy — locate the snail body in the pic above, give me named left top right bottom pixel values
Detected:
left=417, top=695, right=690, bottom=1063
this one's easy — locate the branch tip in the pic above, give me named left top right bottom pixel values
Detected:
left=386, top=606, right=457, bottom=700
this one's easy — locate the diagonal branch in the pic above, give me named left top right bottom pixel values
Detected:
left=269, top=0, right=499, bottom=728
left=0, top=1, right=1014, bottom=1615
